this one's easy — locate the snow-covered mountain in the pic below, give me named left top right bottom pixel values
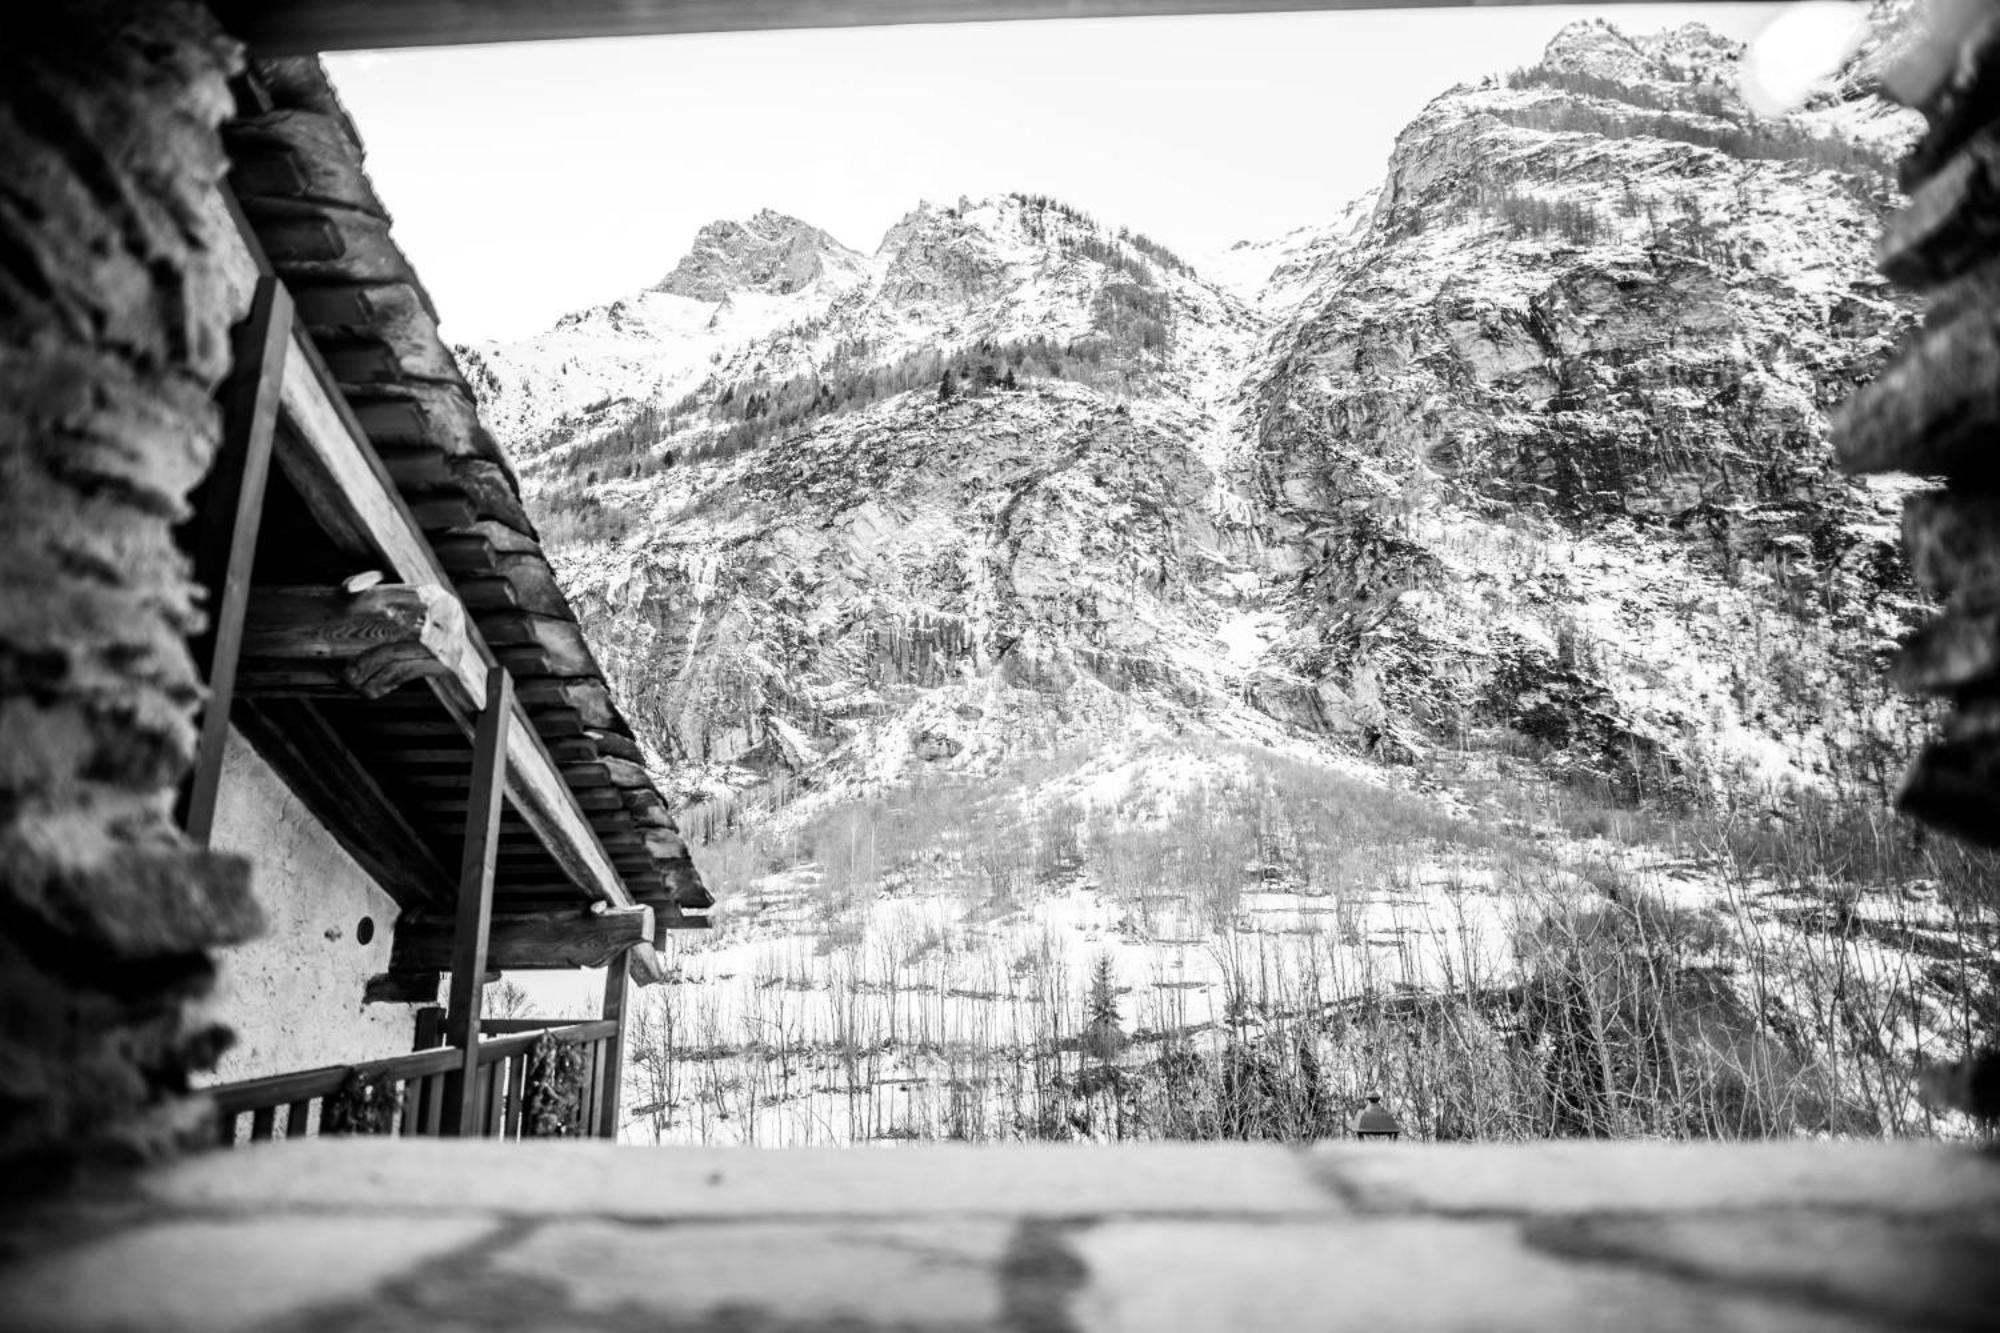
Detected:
left=469, top=16, right=1924, bottom=817
left=461, top=13, right=2000, bottom=1148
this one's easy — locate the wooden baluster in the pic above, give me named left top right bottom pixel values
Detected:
left=400, top=1077, right=422, bottom=1137
left=286, top=1098, right=315, bottom=1139
left=422, top=1072, right=446, bottom=1136
left=249, top=1105, right=277, bottom=1142
left=484, top=1060, right=506, bottom=1137
left=504, top=1052, right=527, bottom=1139
left=218, top=1112, right=240, bottom=1148
left=442, top=671, right=510, bottom=1136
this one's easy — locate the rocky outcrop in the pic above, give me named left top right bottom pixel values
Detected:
left=1243, top=17, right=1925, bottom=798
left=654, top=209, right=868, bottom=301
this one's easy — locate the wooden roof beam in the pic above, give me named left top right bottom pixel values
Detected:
left=393, top=906, right=656, bottom=971
left=237, top=582, right=473, bottom=699
left=215, top=0, right=1729, bottom=55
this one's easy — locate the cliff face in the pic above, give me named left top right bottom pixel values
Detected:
left=1240, top=16, right=1926, bottom=799
left=465, top=18, right=1927, bottom=818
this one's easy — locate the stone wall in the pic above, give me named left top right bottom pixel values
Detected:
left=199, top=730, right=419, bottom=1083
left=0, top=4, right=259, bottom=1171
left=1835, top=1, right=2000, bottom=847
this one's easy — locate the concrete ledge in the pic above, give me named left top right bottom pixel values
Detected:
left=4, top=1140, right=1996, bottom=1332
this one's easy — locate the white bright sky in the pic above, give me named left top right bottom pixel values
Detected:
left=325, top=3, right=1788, bottom=343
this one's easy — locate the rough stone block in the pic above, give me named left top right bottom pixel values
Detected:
left=1904, top=489, right=2000, bottom=603
left=1530, top=1210, right=2000, bottom=1333
left=1071, top=1219, right=1890, bottom=1333
left=0, top=1214, right=494, bottom=1333
left=1833, top=298, right=2000, bottom=480
left=1309, top=1141, right=2000, bottom=1218
left=5, top=829, right=262, bottom=960
left=142, top=1139, right=1341, bottom=1219
left=486, top=1219, right=1012, bottom=1326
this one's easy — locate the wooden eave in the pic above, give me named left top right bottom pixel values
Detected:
left=207, top=60, right=711, bottom=967
left=212, top=0, right=1736, bottom=55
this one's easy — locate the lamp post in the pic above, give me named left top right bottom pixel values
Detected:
left=1352, top=1093, right=1402, bottom=1141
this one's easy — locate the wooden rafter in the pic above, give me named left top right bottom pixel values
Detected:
left=180, top=277, right=292, bottom=844
left=238, top=582, right=473, bottom=698
left=236, top=697, right=455, bottom=906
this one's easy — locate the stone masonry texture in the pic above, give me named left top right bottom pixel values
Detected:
left=0, top=1139, right=1995, bottom=1331
left=0, top=2, right=260, bottom=1173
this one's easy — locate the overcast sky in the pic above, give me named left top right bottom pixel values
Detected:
left=324, top=4, right=1786, bottom=343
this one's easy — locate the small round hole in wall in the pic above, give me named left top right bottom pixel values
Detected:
left=356, top=916, right=376, bottom=946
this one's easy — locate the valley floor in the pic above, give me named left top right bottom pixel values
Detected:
left=618, top=739, right=1997, bottom=1147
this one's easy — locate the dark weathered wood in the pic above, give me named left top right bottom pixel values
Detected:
left=240, top=582, right=470, bottom=698
left=443, top=669, right=511, bottom=1137
left=365, top=969, right=440, bottom=1004
left=394, top=906, right=653, bottom=971
left=180, top=277, right=293, bottom=843
left=235, top=698, right=454, bottom=906
left=598, top=949, right=630, bottom=1140
left=216, top=0, right=1705, bottom=54
left=250, top=1105, right=277, bottom=1142
left=285, top=1097, right=316, bottom=1138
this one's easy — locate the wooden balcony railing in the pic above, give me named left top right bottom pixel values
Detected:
left=209, top=1019, right=620, bottom=1146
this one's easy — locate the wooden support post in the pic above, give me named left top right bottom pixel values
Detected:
left=597, top=948, right=630, bottom=1140
left=442, top=668, right=511, bottom=1136
left=179, top=277, right=293, bottom=843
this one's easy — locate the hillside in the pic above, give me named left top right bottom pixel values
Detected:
left=463, top=15, right=1998, bottom=1147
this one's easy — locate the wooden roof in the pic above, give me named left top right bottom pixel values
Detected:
left=214, top=0, right=1764, bottom=54
left=222, top=57, right=711, bottom=933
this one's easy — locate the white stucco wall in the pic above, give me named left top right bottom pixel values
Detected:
left=196, top=728, right=424, bottom=1084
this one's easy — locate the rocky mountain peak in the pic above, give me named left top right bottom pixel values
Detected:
left=653, top=209, right=868, bottom=302
left=1540, top=16, right=1739, bottom=88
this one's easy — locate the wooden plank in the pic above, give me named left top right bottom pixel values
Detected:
left=393, top=906, right=654, bottom=971
left=598, top=949, right=629, bottom=1140
left=421, top=1072, right=445, bottom=1135
left=215, top=0, right=1699, bottom=55
left=181, top=277, right=293, bottom=844
left=250, top=1105, right=278, bottom=1142
left=443, top=670, right=510, bottom=1137
left=364, top=970, right=440, bottom=1004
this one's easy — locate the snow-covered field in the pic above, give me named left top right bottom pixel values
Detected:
left=603, top=740, right=1996, bottom=1146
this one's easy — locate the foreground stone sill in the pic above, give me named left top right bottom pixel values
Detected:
left=3, top=1140, right=1996, bottom=1331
